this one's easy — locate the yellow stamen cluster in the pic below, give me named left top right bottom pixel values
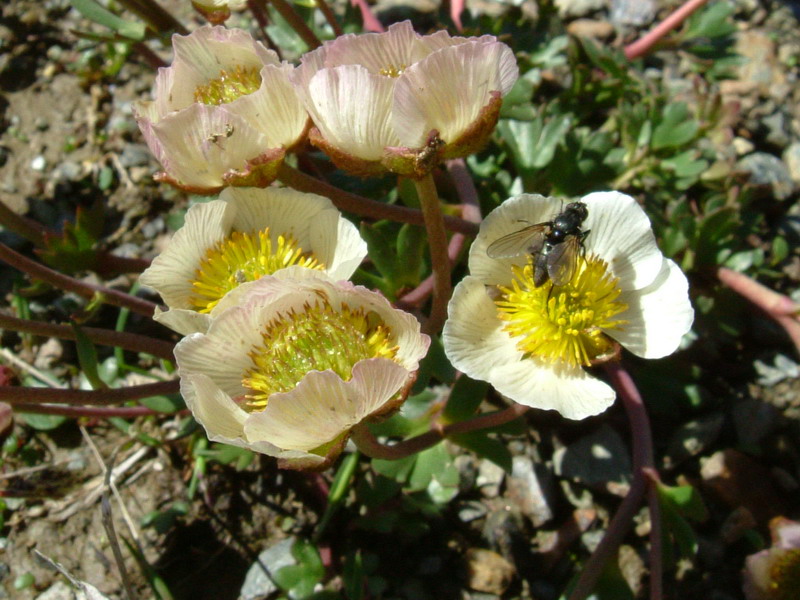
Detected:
left=495, top=255, right=628, bottom=367
left=194, top=65, right=262, bottom=105
left=242, top=301, right=399, bottom=410
left=768, top=549, right=800, bottom=600
left=188, top=228, right=323, bottom=313
left=379, top=64, right=407, bottom=78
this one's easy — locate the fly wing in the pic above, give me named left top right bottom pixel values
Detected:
left=546, top=235, right=580, bottom=286
left=486, top=224, right=548, bottom=259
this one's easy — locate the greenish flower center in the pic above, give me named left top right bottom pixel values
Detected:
left=194, top=65, right=262, bottom=105
left=242, top=301, right=398, bottom=411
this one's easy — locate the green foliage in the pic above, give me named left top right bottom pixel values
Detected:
left=274, top=539, right=326, bottom=599
left=39, top=200, right=105, bottom=274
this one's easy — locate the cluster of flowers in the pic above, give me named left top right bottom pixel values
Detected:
left=136, top=22, right=693, bottom=469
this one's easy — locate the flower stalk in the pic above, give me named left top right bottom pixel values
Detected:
left=414, top=174, right=452, bottom=334
left=0, top=380, right=179, bottom=406
left=261, top=0, right=321, bottom=49
left=0, top=242, right=157, bottom=318
left=624, top=0, right=711, bottom=60
left=277, top=163, right=479, bottom=236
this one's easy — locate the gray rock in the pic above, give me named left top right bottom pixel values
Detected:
left=783, top=142, right=800, bottom=183
left=555, top=0, right=606, bottom=19
left=610, top=0, right=655, bottom=26
left=240, top=537, right=297, bottom=600
left=762, top=111, right=791, bottom=149
left=505, top=456, right=554, bottom=526
left=736, top=152, right=795, bottom=200
left=119, top=143, right=153, bottom=168
left=476, top=459, right=506, bottom=498
left=553, top=424, right=631, bottom=496
left=52, top=161, right=82, bottom=183
left=663, top=414, right=724, bottom=468
left=733, top=398, right=778, bottom=447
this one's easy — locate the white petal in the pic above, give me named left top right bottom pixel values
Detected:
left=442, top=276, right=524, bottom=380
left=181, top=373, right=281, bottom=455
left=139, top=199, right=231, bottom=309
left=607, top=259, right=694, bottom=358
left=148, top=104, right=270, bottom=188
left=324, top=21, right=427, bottom=73
left=152, top=306, right=212, bottom=336
left=228, top=63, right=308, bottom=148
left=491, top=360, right=616, bottom=420
left=468, top=194, right=562, bottom=285
left=581, top=191, right=665, bottom=291
left=393, top=40, right=518, bottom=147
left=306, top=65, right=399, bottom=160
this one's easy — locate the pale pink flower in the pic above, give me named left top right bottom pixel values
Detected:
left=743, top=517, right=800, bottom=600
left=290, top=20, right=518, bottom=178
left=134, top=26, right=308, bottom=194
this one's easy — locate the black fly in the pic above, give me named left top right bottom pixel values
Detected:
left=486, top=202, right=590, bottom=287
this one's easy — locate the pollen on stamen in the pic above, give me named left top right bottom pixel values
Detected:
left=188, top=228, right=324, bottom=313
left=241, top=300, right=399, bottom=412
left=378, top=64, right=407, bottom=78
left=194, top=65, right=262, bottom=105
left=495, top=255, right=628, bottom=367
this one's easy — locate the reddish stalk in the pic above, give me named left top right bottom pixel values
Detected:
left=0, top=199, right=46, bottom=246
left=246, top=0, right=282, bottom=56
left=717, top=267, right=800, bottom=354
left=0, top=313, right=174, bottom=361
left=263, top=0, right=322, bottom=50
left=11, top=404, right=179, bottom=418
left=624, top=0, right=711, bottom=60
left=644, top=468, right=664, bottom=600
left=0, top=242, right=157, bottom=318
left=0, top=380, right=179, bottom=406
left=350, top=0, right=384, bottom=32
left=351, top=403, right=529, bottom=460
left=277, top=164, right=479, bottom=236
left=94, top=253, right=152, bottom=277
left=132, top=42, right=167, bottom=69
left=568, top=362, right=659, bottom=600
left=117, top=0, right=188, bottom=35
left=315, top=0, right=343, bottom=36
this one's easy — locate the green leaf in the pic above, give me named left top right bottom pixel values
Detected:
left=394, top=224, right=425, bottom=288
left=408, top=443, right=452, bottom=492
left=499, top=114, right=571, bottom=172
left=343, top=551, right=365, bottom=600
left=139, top=394, right=185, bottom=413
left=372, top=454, right=417, bottom=483
left=443, top=376, right=488, bottom=422
left=682, top=0, right=736, bottom=40
left=658, top=482, right=708, bottom=522
left=359, top=222, right=397, bottom=283
left=69, top=0, right=146, bottom=40
left=411, top=335, right=455, bottom=394
left=292, top=539, right=324, bottom=580
left=71, top=323, right=106, bottom=390
left=450, top=431, right=513, bottom=472
left=652, top=103, right=698, bottom=150
left=18, top=413, right=67, bottom=431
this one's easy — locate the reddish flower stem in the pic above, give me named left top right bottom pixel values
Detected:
left=717, top=267, right=800, bottom=354
left=263, top=0, right=322, bottom=49
left=116, top=0, right=188, bottom=35
left=277, top=163, right=479, bottom=236
left=315, top=0, right=343, bottom=36
left=351, top=403, right=529, bottom=460
left=11, top=403, right=179, bottom=418
left=0, top=379, right=179, bottom=406
left=0, top=199, right=46, bottom=246
left=414, top=174, right=452, bottom=335
left=0, top=242, right=157, bottom=318
left=644, top=467, right=664, bottom=600
left=0, top=313, right=175, bottom=361
left=94, top=253, right=152, bottom=277
left=568, top=362, right=659, bottom=600
left=350, top=0, right=384, bottom=32
left=132, top=42, right=167, bottom=69
left=624, top=0, right=711, bottom=60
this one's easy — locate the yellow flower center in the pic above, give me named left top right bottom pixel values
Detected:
left=194, top=65, right=262, bottom=105
left=768, top=549, right=800, bottom=600
left=241, top=301, right=399, bottom=411
left=188, top=228, right=323, bottom=313
left=495, top=254, right=628, bottom=367
left=379, top=64, right=407, bottom=78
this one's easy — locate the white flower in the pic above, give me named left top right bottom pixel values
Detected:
left=290, top=20, right=518, bottom=177
left=174, top=274, right=430, bottom=470
left=443, top=192, right=694, bottom=420
left=134, top=26, right=308, bottom=194
left=139, top=186, right=367, bottom=335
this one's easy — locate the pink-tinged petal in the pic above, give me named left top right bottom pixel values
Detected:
left=582, top=191, right=665, bottom=291
left=324, top=21, right=428, bottom=72
left=132, top=103, right=169, bottom=167
left=608, top=259, right=694, bottom=358
left=148, top=103, right=269, bottom=189
left=139, top=199, right=231, bottom=310
left=443, top=276, right=525, bottom=381
left=306, top=64, right=399, bottom=161
left=491, top=359, right=616, bottom=419
left=153, top=307, right=212, bottom=336
left=468, top=194, right=563, bottom=285
left=393, top=40, right=518, bottom=148
left=229, top=63, right=308, bottom=148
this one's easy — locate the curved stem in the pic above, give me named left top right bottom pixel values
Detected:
left=95, top=253, right=152, bottom=276
left=0, top=380, right=179, bottom=406
left=277, top=163, right=479, bottom=236
left=350, top=0, right=384, bottom=32
left=0, top=198, right=46, bottom=246
left=0, top=242, right=157, bottom=318
left=413, top=174, right=452, bottom=334
left=351, top=403, right=529, bottom=460
left=624, top=0, right=711, bottom=60
left=568, top=362, right=657, bottom=600
left=0, top=313, right=175, bottom=361
left=11, top=404, right=180, bottom=418
left=315, top=0, right=343, bottom=36
left=264, top=0, right=321, bottom=49
left=644, top=468, right=663, bottom=600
